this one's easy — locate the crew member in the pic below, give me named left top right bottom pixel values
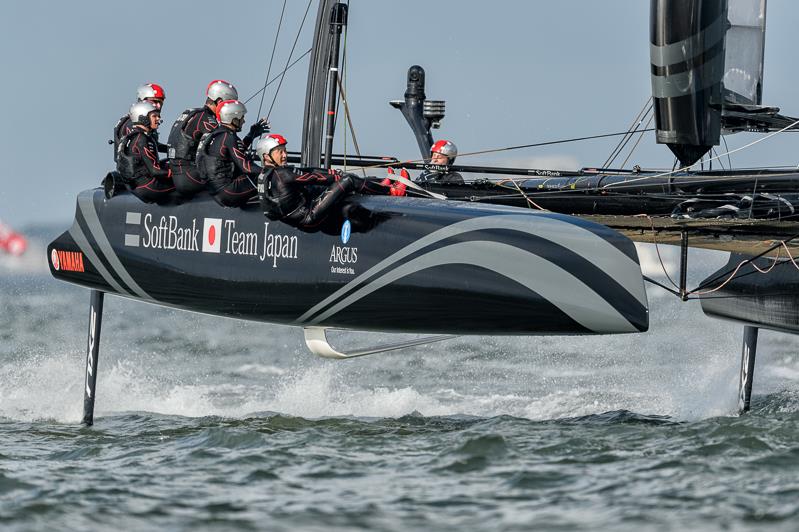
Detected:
left=255, top=134, right=405, bottom=229
left=113, top=84, right=167, bottom=161
left=168, top=80, right=268, bottom=198
left=195, top=100, right=265, bottom=207
left=416, top=139, right=464, bottom=184
left=116, top=101, right=175, bottom=203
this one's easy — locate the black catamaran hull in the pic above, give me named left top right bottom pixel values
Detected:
left=48, top=189, right=648, bottom=335
left=700, top=254, right=799, bottom=334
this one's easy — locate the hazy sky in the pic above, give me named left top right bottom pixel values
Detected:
left=3, top=0, right=799, bottom=226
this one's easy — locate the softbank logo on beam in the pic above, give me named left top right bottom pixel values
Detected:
left=123, top=211, right=207, bottom=252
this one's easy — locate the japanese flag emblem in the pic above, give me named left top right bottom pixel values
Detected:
left=202, top=218, right=222, bottom=253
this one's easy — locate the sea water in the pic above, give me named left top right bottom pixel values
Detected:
left=1, top=230, right=797, bottom=531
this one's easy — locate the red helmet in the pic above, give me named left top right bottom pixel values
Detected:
left=256, top=134, right=288, bottom=159
left=431, top=139, right=457, bottom=162
left=137, top=83, right=166, bottom=101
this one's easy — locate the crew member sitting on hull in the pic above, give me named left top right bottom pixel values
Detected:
left=195, top=100, right=266, bottom=207
left=168, top=80, right=268, bottom=198
left=256, top=134, right=406, bottom=229
left=113, top=83, right=167, bottom=162
left=116, top=101, right=175, bottom=203
left=416, top=139, right=464, bottom=184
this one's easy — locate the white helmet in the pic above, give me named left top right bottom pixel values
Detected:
left=431, top=139, right=457, bottom=163
left=256, top=134, right=288, bottom=160
left=129, top=101, right=160, bottom=126
left=216, top=100, right=247, bottom=130
left=207, top=79, right=238, bottom=102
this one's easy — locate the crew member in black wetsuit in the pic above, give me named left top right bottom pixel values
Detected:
left=255, top=134, right=406, bottom=229
left=195, top=100, right=268, bottom=207
left=112, top=83, right=167, bottom=161
left=168, top=80, right=268, bottom=198
left=416, top=139, right=464, bottom=184
left=116, top=101, right=175, bottom=203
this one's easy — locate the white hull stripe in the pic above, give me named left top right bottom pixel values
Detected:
left=78, top=193, right=152, bottom=300
left=69, top=220, right=132, bottom=297
left=297, top=214, right=646, bottom=324
left=309, top=240, right=640, bottom=333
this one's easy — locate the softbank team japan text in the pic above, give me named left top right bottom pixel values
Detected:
left=130, top=213, right=298, bottom=267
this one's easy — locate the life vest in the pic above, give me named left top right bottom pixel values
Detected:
left=195, top=128, right=234, bottom=195
left=167, top=107, right=206, bottom=161
left=112, top=114, right=132, bottom=162
left=116, top=129, right=154, bottom=186
left=257, top=168, right=285, bottom=220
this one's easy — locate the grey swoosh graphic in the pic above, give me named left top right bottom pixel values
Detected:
left=310, top=241, right=640, bottom=333
left=78, top=193, right=152, bottom=300
left=650, top=14, right=726, bottom=67
left=297, top=214, right=646, bottom=324
left=69, top=221, right=131, bottom=297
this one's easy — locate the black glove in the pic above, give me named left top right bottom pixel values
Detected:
left=246, top=118, right=270, bottom=139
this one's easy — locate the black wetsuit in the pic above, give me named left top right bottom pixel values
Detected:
left=116, top=126, right=175, bottom=203
left=416, top=169, right=465, bottom=185
left=167, top=107, right=218, bottom=197
left=195, top=126, right=261, bottom=207
left=113, top=114, right=167, bottom=162
left=258, top=166, right=392, bottom=228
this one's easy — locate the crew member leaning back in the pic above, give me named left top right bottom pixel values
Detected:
left=168, top=80, right=268, bottom=198
left=195, top=100, right=265, bottom=207
left=116, top=101, right=175, bottom=203
left=416, top=139, right=464, bottom=184
left=255, top=134, right=406, bottom=229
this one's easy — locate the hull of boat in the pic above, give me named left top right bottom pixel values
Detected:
left=48, top=189, right=648, bottom=335
left=700, top=255, right=799, bottom=334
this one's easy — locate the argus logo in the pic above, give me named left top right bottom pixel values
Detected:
left=341, top=220, right=351, bottom=245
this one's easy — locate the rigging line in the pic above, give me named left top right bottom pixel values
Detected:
left=506, top=178, right=548, bottom=211
left=243, top=49, right=312, bottom=104
left=618, top=113, right=655, bottom=170
left=687, top=246, right=783, bottom=296
left=456, top=129, right=656, bottom=160
left=722, top=135, right=732, bottom=169
left=266, top=0, right=314, bottom=121
left=256, top=0, right=287, bottom=120
left=646, top=215, right=681, bottom=290
left=334, top=66, right=368, bottom=177
left=354, top=129, right=659, bottom=173
left=688, top=233, right=799, bottom=293
left=643, top=275, right=681, bottom=297
left=603, top=118, right=799, bottom=189
left=602, top=98, right=653, bottom=169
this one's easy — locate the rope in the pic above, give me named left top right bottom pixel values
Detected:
left=243, top=49, right=312, bottom=104
left=335, top=76, right=367, bottom=177
left=602, top=119, right=799, bottom=189
left=602, top=98, right=653, bottom=169
left=256, top=0, right=287, bottom=119
left=266, top=0, right=314, bottom=121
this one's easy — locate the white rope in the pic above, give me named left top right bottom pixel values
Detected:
left=602, top=119, right=799, bottom=189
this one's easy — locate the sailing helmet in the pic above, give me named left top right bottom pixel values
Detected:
left=207, top=79, right=238, bottom=102
left=136, top=83, right=166, bottom=103
left=129, top=101, right=160, bottom=126
left=431, top=139, right=457, bottom=163
left=256, top=134, right=288, bottom=160
left=216, top=100, right=247, bottom=130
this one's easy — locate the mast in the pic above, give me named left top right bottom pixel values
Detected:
left=301, top=0, right=347, bottom=169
